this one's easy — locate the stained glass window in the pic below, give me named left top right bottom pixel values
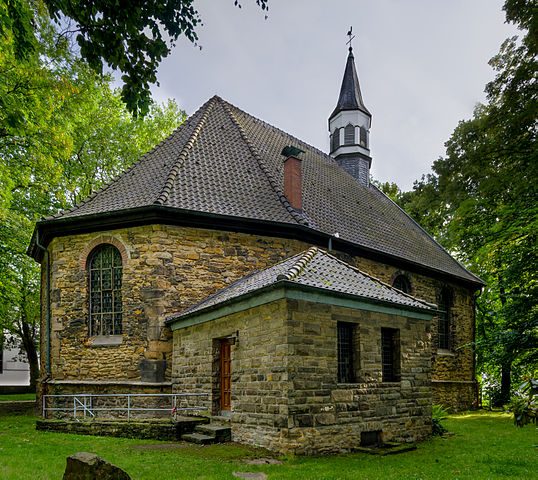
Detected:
left=89, top=245, right=122, bottom=336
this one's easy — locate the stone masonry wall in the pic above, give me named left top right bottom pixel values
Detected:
left=353, top=257, right=477, bottom=411
left=41, top=222, right=476, bottom=412
left=41, top=225, right=307, bottom=391
left=172, top=297, right=433, bottom=454
left=173, top=299, right=290, bottom=448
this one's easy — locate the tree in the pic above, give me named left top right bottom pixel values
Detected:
left=0, top=12, right=186, bottom=388
left=397, top=0, right=537, bottom=405
left=1, top=0, right=269, bottom=116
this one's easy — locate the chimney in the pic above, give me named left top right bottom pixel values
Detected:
left=281, top=146, right=305, bottom=211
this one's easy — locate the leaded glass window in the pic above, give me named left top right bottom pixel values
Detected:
left=89, top=245, right=122, bottom=336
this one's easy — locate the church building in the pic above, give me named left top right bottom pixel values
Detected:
left=29, top=45, right=483, bottom=454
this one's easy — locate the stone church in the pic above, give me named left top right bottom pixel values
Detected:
left=29, top=46, right=483, bottom=453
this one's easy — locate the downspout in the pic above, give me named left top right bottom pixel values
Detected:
left=35, top=229, right=51, bottom=377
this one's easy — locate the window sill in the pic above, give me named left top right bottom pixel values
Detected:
left=436, top=349, right=455, bottom=356
left=88, top=335, right=123, bottom=347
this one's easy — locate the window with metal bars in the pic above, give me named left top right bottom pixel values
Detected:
left=88, top=244, right=123, bottom=336
left=381, top=328, right=400, bottom=382
left=337, top=322, right=355, bottom=383
left=344, top=124, right=355, bottom=145
left=438, top=288, right=452, bottom=350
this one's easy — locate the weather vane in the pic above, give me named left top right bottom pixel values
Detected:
left=346, top=26, right=355, bottom=50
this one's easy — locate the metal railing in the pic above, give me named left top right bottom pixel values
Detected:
left=42, top=393, right=209, bottom=422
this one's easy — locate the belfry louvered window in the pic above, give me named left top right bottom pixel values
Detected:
left=360, top=127, right=368, bottom=147
left=331, top=128, right=340, bottom=152
left=89, top=245, right=122, bottom=336
left=344, top=124, right=355, bottom=145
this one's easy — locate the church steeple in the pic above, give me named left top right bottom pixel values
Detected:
left=329, top=37, right=372, bottom=187
left=330, top=47, right=371, bottom=120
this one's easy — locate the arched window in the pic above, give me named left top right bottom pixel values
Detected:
left=88, top=244, right=123, bottom=336
left=438, top=288, right=452, bottom=350
left=331, top=128, right=340, bottom=152
left=392, top=275, right=411, bottom=294
left=344, top=124, right=355, bottom=145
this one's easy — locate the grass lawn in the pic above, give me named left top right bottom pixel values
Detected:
left=0, top=393, right=36, bottom=402
left=0, top=411, right=535, bottom=479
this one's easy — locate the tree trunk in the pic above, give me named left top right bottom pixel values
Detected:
left=20, top=320, right=39, bottom=391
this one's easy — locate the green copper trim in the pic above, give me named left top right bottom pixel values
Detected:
left=168, top=282, right=435, bottom=331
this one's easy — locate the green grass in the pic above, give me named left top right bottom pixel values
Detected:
left=0, top=393, right=36, bottom=402
left=0, top=411, right=535, bottom=479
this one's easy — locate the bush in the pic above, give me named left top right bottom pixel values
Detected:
left=432, top=404, right=449, bottom=436
left=507, top=372, right=538, bottom=427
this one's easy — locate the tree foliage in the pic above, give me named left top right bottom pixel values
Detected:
left=0, top=9, right=186, bottom=387
left=1, top=0, right=269, bottom=116
left=392, top=0, right=537, bottom=405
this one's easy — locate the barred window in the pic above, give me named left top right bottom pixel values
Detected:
left=438, top=288, right=452, bottom=350
left=392, top=275, right=411, bottom=294
left=381, top=328, right=400, bottom=382
left=344, top=124, right=355, bottom=145
left=89, top=245, right=123, bottom=336
left=337, top=322, right=355, bottom=383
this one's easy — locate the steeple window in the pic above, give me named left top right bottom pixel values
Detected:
left=331, top=129, right=340, bottom=152
left=344, top=124, right=355, bottom=145
left=360, top=127, right=368, bottom=147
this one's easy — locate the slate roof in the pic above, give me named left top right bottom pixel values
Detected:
left=34, top=95, right=482, bottom=285
left=330, top=48, right=371, bottom=120
left=168, top=247, right=437, bottom=321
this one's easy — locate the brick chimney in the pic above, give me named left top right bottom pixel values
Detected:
left=281, top=146, right=304, bottom=211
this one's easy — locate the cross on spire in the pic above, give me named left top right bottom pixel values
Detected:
left=346, top=26, right=355, bottom=52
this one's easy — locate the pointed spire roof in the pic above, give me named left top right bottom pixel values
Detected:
left=330, top=47, right=371, bottom=120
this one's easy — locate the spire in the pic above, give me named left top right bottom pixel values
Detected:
left=330, top=47, right=371, bottom=121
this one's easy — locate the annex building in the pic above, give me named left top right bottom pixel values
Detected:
left=29, top=46, right=483, bottom=454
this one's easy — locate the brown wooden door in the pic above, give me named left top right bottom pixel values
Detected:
left=220, top=339, right=231, bottom=412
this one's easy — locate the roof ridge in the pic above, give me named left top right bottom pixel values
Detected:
left=320, top=248, right=438, bottom=309
left=223, top=98, right=339, bottom=168
left=277, top=247, right=319, bottom=281
left=154, top=96, right=218, bottom=206
left=220, top=101, right=308, bottom=226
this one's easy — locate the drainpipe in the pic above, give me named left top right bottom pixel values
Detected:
left=35, top=230, right=51, bottom=377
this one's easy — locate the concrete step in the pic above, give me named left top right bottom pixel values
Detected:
left=194, top=424, right=231, bottom=442
left=181, top=432, right=215, bottom=445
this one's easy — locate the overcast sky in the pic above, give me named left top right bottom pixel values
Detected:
left=150, top=0, right=518, bottom=191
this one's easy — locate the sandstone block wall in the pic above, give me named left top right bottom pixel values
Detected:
left=41, top=226, right=307, bottom=388
left=40, top=223, right=476, bottom=413
left=172, top=297, right=433, bottom=454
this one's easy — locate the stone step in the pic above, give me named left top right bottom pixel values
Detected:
left=181, top=432, right=216, bottom=445
left=194, top=424, right=231, bottom=442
